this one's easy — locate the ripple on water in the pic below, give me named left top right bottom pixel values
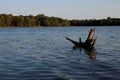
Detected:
left=0, top=27, right=120, bottom=80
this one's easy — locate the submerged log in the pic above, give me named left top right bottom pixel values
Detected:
left=66, top=28, right=98, bottom=50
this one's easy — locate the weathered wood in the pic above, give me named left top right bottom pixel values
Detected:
left=66, top=28, right=98, bottom=61
left=87, top=28, right=96, bottom=40
left=66, top=28, right=98, bottom=49
left=92, top=36, right=98, bottom=46
left=65, top=36, right=80, bottom=47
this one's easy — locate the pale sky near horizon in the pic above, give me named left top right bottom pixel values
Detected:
left=0, top=0, right=120, bottom=19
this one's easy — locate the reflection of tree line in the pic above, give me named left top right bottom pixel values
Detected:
left=0, top=14, right=120, bottom=27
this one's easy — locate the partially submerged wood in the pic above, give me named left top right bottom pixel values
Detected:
left=66, top=28, right=98, bottom=49
left=65, top=28, right=98, bottom=61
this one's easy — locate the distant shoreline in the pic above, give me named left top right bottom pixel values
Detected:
left=0, top=14, right=120, bottom=27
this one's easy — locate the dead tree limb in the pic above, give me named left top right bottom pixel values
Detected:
left=66, top=28, right=98, bottom=49
left=87, top=28, right=96, bottom=40
left=65, top=36, right=80, bottom=47
left=65, top=28, right=98, bottom=61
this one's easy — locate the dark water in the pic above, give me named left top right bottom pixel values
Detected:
left=0, top=26, right=119, bottom=80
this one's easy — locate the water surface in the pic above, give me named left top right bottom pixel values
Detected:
left=0, top=26, right=120, bottom=80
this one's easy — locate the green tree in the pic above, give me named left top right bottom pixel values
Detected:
left=17, top=15, right=24, bottom=26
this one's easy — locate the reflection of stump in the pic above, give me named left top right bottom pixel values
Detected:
left=66, top=28, right=98, bottom=50
left=66, top=28, right=98, bottom=61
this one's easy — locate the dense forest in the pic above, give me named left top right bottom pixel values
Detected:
left=0, top=14, right=120, bottom=27
left=70, top=17, right=120, bottom=26
left=0, top=14, right=70, bottom=27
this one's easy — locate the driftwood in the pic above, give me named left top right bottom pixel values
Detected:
left=65, top=28, right=98, bottom=61
left=66, top=28, right=98, bottom=49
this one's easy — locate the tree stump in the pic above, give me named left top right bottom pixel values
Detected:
left=66, top=28, right=98, bottom=49
left=65, top=28, right=98, bottom=61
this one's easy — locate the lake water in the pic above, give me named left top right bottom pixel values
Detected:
left=0, top=26, right=119, bottom=80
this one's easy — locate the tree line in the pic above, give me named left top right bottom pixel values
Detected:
left=0, top=14, right=70, bottom=27
left=0, top=14, right=120, bottom=27
left=70, top=17, right=120, bottom=26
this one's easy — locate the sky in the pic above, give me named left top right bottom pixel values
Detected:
left=0, top=0, right=120, bottom=19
